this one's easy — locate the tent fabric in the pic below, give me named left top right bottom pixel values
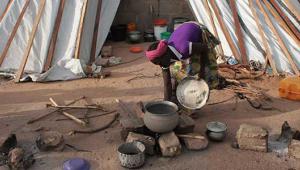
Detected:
left=188, top=0, right=300, bottom=74
left=0, top=0, right=120, bottom=81
left=0, top=0, right=10, bottom=18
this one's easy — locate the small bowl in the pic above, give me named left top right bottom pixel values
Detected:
left=206, top=121, right=227, bottom=141
left=118, top=141, right=145, bottom=168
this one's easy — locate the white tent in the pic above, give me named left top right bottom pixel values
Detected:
left=188, top=0, right=300, bottom=75
left=0, top=0, right=120, bottom=82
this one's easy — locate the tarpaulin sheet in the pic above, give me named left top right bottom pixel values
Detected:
left=0, top=0, right=120, bottom=81
left=188, top=0, right=300, bottom=74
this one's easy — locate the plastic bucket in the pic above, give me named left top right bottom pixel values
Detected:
left=154, top=19, right=167, bottom=40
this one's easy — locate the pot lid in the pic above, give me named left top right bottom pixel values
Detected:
left=154, top=19, right=167, bottom=26
left=176, top=77, right=209, bottom=110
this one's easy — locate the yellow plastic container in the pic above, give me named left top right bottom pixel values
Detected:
left=279, top=76, right=300, bottom=101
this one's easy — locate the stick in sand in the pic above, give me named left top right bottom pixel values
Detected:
left=27, top=96, right=85, bottom=124
left=49, top=98, right=87, bottom=127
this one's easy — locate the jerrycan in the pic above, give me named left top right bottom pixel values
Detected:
left=279, top=76, right=300, bottom=101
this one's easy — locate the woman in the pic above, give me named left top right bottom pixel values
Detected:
left=146, top=22, right=220, bottom=101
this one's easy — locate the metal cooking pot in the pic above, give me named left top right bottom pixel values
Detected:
left=128, top=31, right=142, bottom=43
left=143, top=101, right=179, bottom=133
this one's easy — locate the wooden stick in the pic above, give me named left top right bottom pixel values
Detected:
left=0, top=0, right=13, bottom=22
left=27, top=96, right=85, bottom=124
left=74, top=0, right=89, bottom=59
left=209, top=0, right=241, bottom=62
left=43, top=0, right=66, bottom=72
left=0, top=0, right=31, bottom=66
left=47, top=105, right=100, bottom=109
left=268, top=0, right=300, bottom=41
left=203, top=0, right=224, bottom=55
left=14, top=0, right=47, bottom=82
left=177, top=134, right=206, bottom=140
left=249, top=0, right=278, bottom=76
left=69, top=113, right=118, bottom=135
left=49, top=97, right=87, bottom=126
left=89, top=0, right=102, bottom=64
left=256, top=0, right=300, bottom=75
left=56, top=110, right=116, bottom=121
left=263, top=0, right=299, bottom=43
left=229, top=0, right=248, bottom=65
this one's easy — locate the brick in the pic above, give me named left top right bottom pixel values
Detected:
left=126, top=132, right=155, bottom=155
left=174, top=114, right=195, bottom=134
left=158, top=132, right=181, bottom=157
left=236, top=124, right=268, bottom=152
left=182, top=134, right=208, bottom=151
left=289, top=140, right=300, bottom=159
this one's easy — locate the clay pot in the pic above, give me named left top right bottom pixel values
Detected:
left=143, top=101, right=179, bottom=133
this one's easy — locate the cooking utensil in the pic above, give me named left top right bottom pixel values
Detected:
left=118, top=141, right=145, bottom=168
left=206, top=121, right=227, bottom=141
left=176, top=77, right=210, bottom=110
left=143, top=101, right=179, bottom=133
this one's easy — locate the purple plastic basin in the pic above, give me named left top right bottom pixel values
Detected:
left=63, top=158, right=90, bottom=170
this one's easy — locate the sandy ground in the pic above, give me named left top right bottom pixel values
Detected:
left=0, top=42, right=300, bottom=170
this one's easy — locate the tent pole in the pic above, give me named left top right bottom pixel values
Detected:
left=0, top=0, right=31, bottom=66
left=209, top=0, right=241, bottom=62
left=89, top=0, right=102, bottom=65
left=0, top=0, right=13, bottom=22
left=268, top=0, right=300, bottom=41
left=249, top=0, right=278, bottom=76
left=229, top=0, right=248, bottom=65
left=284, top=0, right=300, bottom=21
left=256, top=0, right=299, bottom=75
left=262, top=0, right=299, bottom=43
left=15, top=0, right=47, bottom=82
left=43, top=0, right=66, bottom=72
left=203, top=0, right=224, bottom=56
left=74, top=0, right=89, bottom=59
left=276, top=0, right=300, bottom=24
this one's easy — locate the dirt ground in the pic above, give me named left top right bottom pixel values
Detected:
left=0, top=42, right=299, bottom=170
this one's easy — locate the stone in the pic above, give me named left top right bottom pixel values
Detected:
left=36, top=131, right=65, bottom=152
left=236, top=124, right=268, bottom=152
left=289, top=140, right=300, bottom=159
left=120, top=118, right=144, bottom=140
left=101, top=45, right=113, bottom=58
left=8, top=148, right=25, bottom=170
left=126, top=132, right=155, bottom=155
left=158, top=132, right=181, bottom=157
left=182, top=134, right=208, bottom=151
left=118, top=100, right=145, bottom=140
left=174, top=114, right=195, bottom=134
left=95, top=58, right=109, bottom=67
left=7, top=148, right=35, bottom=170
